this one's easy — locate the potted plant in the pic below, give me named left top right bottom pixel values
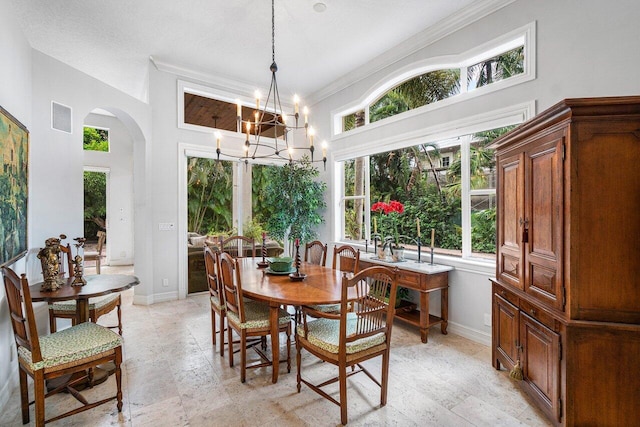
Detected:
left=263, top=158, right=327, bottom=255
left=371, top=200, right=405, bottom=261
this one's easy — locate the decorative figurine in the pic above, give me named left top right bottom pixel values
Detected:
left=289, top=238, right=306, bottom=281
left=71, top=237, right=87, bottom=286
left=37, top=234, right=67, bottom=291
left=257, top=232, right=269, bottom=268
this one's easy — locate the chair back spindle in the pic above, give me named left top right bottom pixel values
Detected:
left=332, top=244, right=360, bottom=274
left=220, top=235, right=256, bottom=259
left=304, top=240, right=328, bottom=266
left=217, top=252, right=245, bottom=323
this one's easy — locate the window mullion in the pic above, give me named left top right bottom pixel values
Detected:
left=460, top=137, right=472, bottom=258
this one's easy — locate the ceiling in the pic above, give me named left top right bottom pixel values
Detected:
left=12, top=0, right=482, bottom=103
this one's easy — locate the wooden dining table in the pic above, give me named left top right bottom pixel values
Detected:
left=29, top=274, right=140, bottom=323
left=237, top=257, right=353, bottom=383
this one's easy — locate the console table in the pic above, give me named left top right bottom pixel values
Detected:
left=358, top=254, right=453, bottom=343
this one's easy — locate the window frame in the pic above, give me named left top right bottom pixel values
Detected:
left=331, top=22, right=536, bottom=137
left=332, top=101, right=535, bottom=263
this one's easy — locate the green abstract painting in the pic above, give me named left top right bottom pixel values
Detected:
left=0, top=106, right=28, bottom=266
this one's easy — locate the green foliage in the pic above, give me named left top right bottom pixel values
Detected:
left=187, top=158, right=233, bottom=234
left=83, top=127, right=109, bottom=152
left=252, top=164, right=277, bottom=223
left=263, top=158, right=327, bottom=244
left=470, top=46, right=524, bottom=89
left=343, top=113, right=357, bottom=132
left=472, top=208, right=496, bottom=253
left=84, top=171, right=106, bottom=237
left=242, top=218, right=265, bottom=241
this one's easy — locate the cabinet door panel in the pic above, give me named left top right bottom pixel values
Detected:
left=497, top=152, right=524, bottom=290
left=525, top=133, right=564, bottom=310
left=520, top=312, right=561, bottom=423
left=493, top=294, right=519, bottom=369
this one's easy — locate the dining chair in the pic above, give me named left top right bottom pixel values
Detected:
left=332, top=244, right=360, bottom=274
left=304, top=240, right=328, bottom=266
left=304, top=244, right=361, bottom=316
left=58, top=243, right=74, bottom=278
left=220, top=235, right=256, bottom=258
left=296, top=266, right=398, bottom=425
left=84, top=230, right=106, bottom=274
left=48, top=241, right=123, bottom=335
left=204, top=245, right=226, bottom=355
left=217, top=252, right=291, bottom=383
left=2, top=266, right=123, bottom=427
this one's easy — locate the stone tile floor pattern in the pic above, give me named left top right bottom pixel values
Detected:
left=1, top=265, right=552, bottom=426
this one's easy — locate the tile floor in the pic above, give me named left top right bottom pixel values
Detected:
left=2, top=265, right=552, bottom=427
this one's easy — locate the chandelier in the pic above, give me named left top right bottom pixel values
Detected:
left=215, top=0, right=327, bottom=169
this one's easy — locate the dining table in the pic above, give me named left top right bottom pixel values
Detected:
left=237, top=257, right=354, bottom=383
left=30, top=274, right=140, bottom=323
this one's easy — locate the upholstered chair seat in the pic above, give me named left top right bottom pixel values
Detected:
left=226, top=300, right=291, bottom=330
left=18, top=322, right=122, bottom=373
left=297, top=312, right=385, bottom=355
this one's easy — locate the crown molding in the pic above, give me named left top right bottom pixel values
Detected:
left=150, top=56, right=263, bottom=99
left=307, top=0, right=517, bottom=105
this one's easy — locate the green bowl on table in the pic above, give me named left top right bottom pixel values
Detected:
left=267, top=257, right=294, bottom=272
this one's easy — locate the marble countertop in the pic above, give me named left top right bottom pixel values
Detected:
left=359, top=253, right=453, bottom=275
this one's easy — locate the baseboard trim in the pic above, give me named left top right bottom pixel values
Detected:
left=133, top=291, right=178, bottom=305
left=447, top=321, right=491, bottom=347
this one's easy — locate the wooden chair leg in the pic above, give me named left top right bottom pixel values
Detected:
left=339, top=363, right=348, bottom=426
left=228, top=326, right=234, bottom=367
left=296, top=336, right=302, bottom=392
left=381, top=350, right=389, bottom=406
left=49, top=309, right=57, bottom=333
left=211, top=308, right=216, bottom=346
left=19, top=367, right=29, bottom=424
left=115, top=347, right=123, bottom=412
left=96, top=259, right=101, bottom=274
left=218, top=313, right=225, bottom=357
left=240, top=331, right=247, bottom=383
left=34, top=370, right=45, bottom=427
left=286, top=325, right=291, bottom=373
left=116, top=302, right=122, bottom=335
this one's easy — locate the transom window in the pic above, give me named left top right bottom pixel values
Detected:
left=335, top=22, right=535, bottom=135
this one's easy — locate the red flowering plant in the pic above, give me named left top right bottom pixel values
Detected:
left=371, top=200, right=405, bottom=250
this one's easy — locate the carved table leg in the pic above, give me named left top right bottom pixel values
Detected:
left=441, top=287, right=448, bottom=335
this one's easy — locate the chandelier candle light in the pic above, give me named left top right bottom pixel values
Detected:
left=215, top=0, right=328, bottom=169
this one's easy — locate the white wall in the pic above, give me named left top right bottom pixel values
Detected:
left=84, top=113, right=135, bottom=265
left=0, top=0, right=32, bottom=411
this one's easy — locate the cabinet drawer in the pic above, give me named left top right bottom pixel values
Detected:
left=494, top=285, right=519, bottom=307
left=397, top=270, right=421, bottom=290
left=520, top=299, right=555, bottom=331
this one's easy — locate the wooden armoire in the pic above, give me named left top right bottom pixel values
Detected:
left=490, top=96, right=640, bottom=427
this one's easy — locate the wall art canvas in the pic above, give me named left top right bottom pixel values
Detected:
left=0, top=106, right=29, bottom=267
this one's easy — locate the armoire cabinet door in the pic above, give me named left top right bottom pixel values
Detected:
left=520, top=312, right=561, bottom=423
left=524, top=130, right=565, bottom=311
left=497, top=152, right=524, bottom=290
left=493, top=294, right=519, bottom=370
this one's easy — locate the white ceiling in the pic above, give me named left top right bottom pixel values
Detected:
left=12, top=0, right=484, bottom=102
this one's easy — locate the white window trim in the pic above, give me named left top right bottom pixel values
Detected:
left=83, top=125, right=111, bottom=153
left=331, top=21, right=536, bottom=137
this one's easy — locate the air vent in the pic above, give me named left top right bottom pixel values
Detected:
left=51, top=101, right=72, bottom=133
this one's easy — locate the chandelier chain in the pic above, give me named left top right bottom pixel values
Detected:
left=272, top=0, right=276, bottom=63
